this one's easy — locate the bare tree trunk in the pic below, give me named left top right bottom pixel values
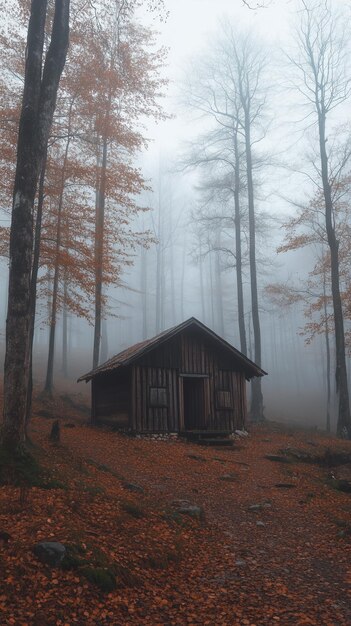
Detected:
left=92, top=0, right=124, bottom=367
left=287, top=309, right=302, bottom=394
left=140, top=246, right=148, bottom=339
left=44, top=212, right=62, bottom=394
left=160, top=251, right=165, bottom=330
left=208, top=238, right=215, bottom=329
left=44, top=130, right=72, bottom=394
left=233, top=128, right=247, bottom=356
left=244, top=114, right=264, bottom=421
left=2, top=270, right=8, bottom=320
left=166, top=203, right=176, bottom=326
left=170, top=241, right=176, bottom=326
left=2, top=0, right=70, bottom=452
left=155, top=190, right=163, bottom=334
left=26, top=148, right=47, bottom=427
left=93, top=137, right=107, bottom=368
left=215, top=230, right=225, bottom=336
left=323, top=274, right=331, bottom=433
left=155, top=240, right=162, bottom=333
left=100, top=317, right=108, bottom=363
left=270, top=311, right=278, bottom=371
left=248, top=314, right=253, bottom=361
left=318, top=116, right=350, bottom=436
left=199, top=241, right=205, bottom=321
left=180, top=234, right=186, bottom=321
left=62, top=270, right=68, bottom=377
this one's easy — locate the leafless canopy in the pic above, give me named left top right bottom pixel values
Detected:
left=242, top=0, right=272, bottom=8
left=289, top=0, right=351, bottom=115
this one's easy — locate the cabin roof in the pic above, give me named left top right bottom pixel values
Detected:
left=78, top=317, right=267, bottom=382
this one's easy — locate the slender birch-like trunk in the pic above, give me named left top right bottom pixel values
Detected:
left=2, top=0, right=70, bottom=452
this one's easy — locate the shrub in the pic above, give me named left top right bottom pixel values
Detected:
left=80, top=566, right=116, bottom=592
left=121, top=501, right=145, bottom=519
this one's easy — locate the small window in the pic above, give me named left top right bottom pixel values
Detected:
left=149, top=387, right=168, bottom=407
left=216, top=390, right=232, bottom=409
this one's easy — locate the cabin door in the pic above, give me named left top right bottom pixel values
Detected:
left=182, top=376, right=208, bottom=431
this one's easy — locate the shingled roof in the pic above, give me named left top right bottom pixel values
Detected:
left=78, top=317, right=267, bottom=382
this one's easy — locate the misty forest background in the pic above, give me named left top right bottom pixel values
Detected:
left=1, top=0, right=350, bottom=431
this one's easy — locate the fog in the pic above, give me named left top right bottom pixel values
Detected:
left=1, top=0, right=351, bottom=431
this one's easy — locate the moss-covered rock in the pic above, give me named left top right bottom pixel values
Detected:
left=61, top=543, right=88, bottom=570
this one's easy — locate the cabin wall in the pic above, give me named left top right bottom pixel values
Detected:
left=131, top=329, right=248, bottom=432
left=179, top=331, right=247, bottom=431
left=131, top=365, right=179, bottom=432
left=137, top=336, right=182, bottom=369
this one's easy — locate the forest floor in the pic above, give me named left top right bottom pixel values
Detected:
left=0, top=396, right=351, bottom=625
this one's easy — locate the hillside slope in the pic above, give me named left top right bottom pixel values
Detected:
left=0, top=412, right=351, bottom=625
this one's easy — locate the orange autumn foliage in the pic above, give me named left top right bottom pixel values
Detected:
left=0, top=0, right=167, bottom=325
left=267, top=179, right=351, bottom=347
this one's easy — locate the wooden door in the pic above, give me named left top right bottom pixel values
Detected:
left=182, top=376, right=207, bottom=431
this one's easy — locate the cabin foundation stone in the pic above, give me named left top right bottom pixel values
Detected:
left=135, top=433, right=179, bottom=441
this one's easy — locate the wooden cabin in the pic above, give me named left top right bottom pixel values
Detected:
left=78, top=317, right=266, bottom=434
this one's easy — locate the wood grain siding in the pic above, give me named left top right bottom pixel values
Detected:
left=172, top=370, right=180, bottom=432
left=178, top=376, right=184, bottom=431
left=138, top=336, right=182, bottom=369
left=177, top=331, right=243, bottom=431
left=131, top=365, right=178, bottom=433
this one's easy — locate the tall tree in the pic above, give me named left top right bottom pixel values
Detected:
left=86, top=1, right=167, bottom=367
left=232, top=29, right=267, bottom=421
left=1, top=0, right=70, bottom=452
left=44, top=100, right=75, bottom=394
left=182, top=48, right=249, bottom=352
left=267, top=167, right=351, bottom=432
left=183, top=21, right=269, bottom=420
left=289, top=0, right=351, bottom=437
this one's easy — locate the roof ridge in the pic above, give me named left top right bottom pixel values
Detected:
left=78, top=317, right=267, bottom=382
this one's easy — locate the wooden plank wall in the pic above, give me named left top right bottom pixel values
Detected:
left=139, top=336, right=182, bottom=369
left=179, top=330, right=246, bottom=431
left=131, top=329, right=247, bottom=432
left=132, top=365, right=179, bottom=432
